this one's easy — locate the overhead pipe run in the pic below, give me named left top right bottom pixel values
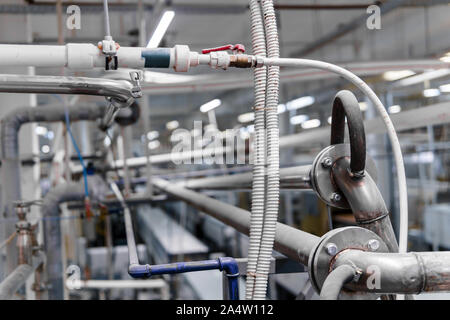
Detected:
left=179, top=165, right=312, bottom=190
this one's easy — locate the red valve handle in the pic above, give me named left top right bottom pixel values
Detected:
left=202, top=44, right=246, bottom=54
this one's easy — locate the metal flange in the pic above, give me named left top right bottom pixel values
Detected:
left=310, top=143, right=377, bottom=209
left=308, top=226, right=389, bottom=300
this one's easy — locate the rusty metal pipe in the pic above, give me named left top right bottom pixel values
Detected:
left=330, top=90, right=366, bottom=177
left=332, top=157, right=399, bottom=253
left=334, top=250, right=450, bottom=294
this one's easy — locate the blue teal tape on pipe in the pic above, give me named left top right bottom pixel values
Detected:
left=141, top=48, right=171, bottom=68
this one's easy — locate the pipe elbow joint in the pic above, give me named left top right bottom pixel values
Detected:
left=218, top=257, right=239, bottom=278
left=128, top=264, right=151, bottom=279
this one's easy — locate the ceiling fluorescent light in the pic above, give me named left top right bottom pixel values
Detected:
left=147, top=131, right=159, bottom=141
left=394, top=69, right=450, bottom=88
left=383, top=70, right=415, bottom=81
left=147, top=11, right=175, bottom=48
left=440, top=52, right=450, bottom=63
left=423, top=88, right=440, bottom=98
left=200, top=99, right=221, bottom=113
left=286, top=96, right=315, bottom=111
left=238, top=112, right=255, bottom=123
left=439, top=84, right=450, bottom=93
left=388, top=105, right=402, bottom=114
left=301, top=119, right=321, bottom=129
left=148, top=140, right=161, bottom=150
left=166, top=120, right=179, bottom=130
left=290, top=114, right=309, bottom=125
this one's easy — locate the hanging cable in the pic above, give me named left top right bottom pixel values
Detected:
left=64, top=109, right=92, bottom=219
left=260, top=57, right=408, bottom=254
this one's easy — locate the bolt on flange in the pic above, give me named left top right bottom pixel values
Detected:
left=325, top=243, right=338, bottom=256
left=366, top=239, right=380, bottom=251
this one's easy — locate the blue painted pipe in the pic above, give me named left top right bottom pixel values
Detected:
left=128, top=257, right=239, bottom=300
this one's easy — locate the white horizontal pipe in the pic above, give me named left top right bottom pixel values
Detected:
left=67, top=279, right=168, bottom=290
left=0, top=44, right=146, bottom=70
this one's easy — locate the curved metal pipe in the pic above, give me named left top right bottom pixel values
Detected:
left=320, top=264, right=356, bottom=300
left=334, top=249, right=450, bottom=294
left=41, top=180, right=105, bottom=299
left=330, top=90, right=366, bottom=177
left=332, top=157, right=399, bottom=252
left=0, top=104, right=107, bottom=278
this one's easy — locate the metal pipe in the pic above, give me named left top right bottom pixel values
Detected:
left=129, top=257, right=240, bottom=300
left=0, top=252, right=45, bottom=300
left=320, top=264, right=356, bottom=300
left=180, top=165, right=312, bottom=190
left=67, top=279, right=168, bottom=290
left=41, top=181, right=104, bottom=299
left=0, top=103, right=108, bottom=279
left=0, top=74, right=135, bottom=106
left=332, top=157, right=399, bottom=252
left=109, top=180, right=240, bottom=299
left=334, top=250, right=450, bottom=294
left=330, top=90, right=366, bottom=176
left=152, top=178, right=320, bottom=265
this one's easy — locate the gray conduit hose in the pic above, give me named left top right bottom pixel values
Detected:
left=0, top=252, right=45, bottom=300
left=41, top=179, right=106, bottom=300
left=0, top=104, right=106, bottom=277
left=320, top=264, right=356, bottom=300
left=246, top=0, right=267, bottom=300
left=252, top=0, right=280, bottom=300
left=1, top=103, right=140, bottom=217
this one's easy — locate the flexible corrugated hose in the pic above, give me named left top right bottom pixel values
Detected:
left=252, top=0, right=280, bottom=300
left=246, top=0, right=267, bottom=300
